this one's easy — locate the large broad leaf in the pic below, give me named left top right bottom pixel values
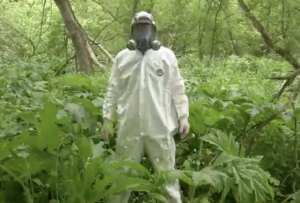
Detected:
left=65, top=103, right=86, bottom=123
left=102, top=160, right=151, bottom=178
left=204, top=108, right=222, bottom=126
left=192, top=167, right=227, bottom=187
left=73, top=135, right=93, bottom=164
left=89, top=175, right=154, bottom=201
left=152, top=193, right=168, bottom=202
left=36, top=101, right=61, bottom=152
left=153, top=170, right=193, bottom=186
left=201, top=130, right=274, bottom=203
left=212, top=153, right=238, bottom=167
left=226, top=156, right=274, bottom=202
left=0, top=139, right=15, bottom=161
left=82, top=157, right=103, bottom=198
left=201, top=129, right=241, bottom=156
left=91, top=141, right=106, bottom=159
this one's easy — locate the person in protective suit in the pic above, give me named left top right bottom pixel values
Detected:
left=101, top=11, right=190, bottom=203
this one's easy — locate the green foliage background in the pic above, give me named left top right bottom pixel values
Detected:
left=0, top=0, right=300, bottom=202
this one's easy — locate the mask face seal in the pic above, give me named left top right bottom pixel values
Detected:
left=127, top=23, right=161, bottom=54
left=134, top=23, right=152, bottom=54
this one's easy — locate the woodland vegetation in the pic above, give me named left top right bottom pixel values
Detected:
left=0, top=0, right=300, bottom=202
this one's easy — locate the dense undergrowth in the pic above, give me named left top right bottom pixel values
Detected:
left=2, top=0, right=300, bottom=202
left=0, top=55, right=299, bottom=203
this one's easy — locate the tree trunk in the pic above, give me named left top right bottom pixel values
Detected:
left=197, top=0, right=213, bottom=59
left=209, top=2, right=222, bottom=60
left=132, top=0, right=139, bottom=17
left=53, top=0, right=103, bottom=74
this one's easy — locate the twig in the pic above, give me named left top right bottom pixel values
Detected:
left=246, top=81, right=300, bottom=155
left=272, top=69, right=300, bottom=101
left=268, top=75, right=294, bottom=80
left=54, top=54, right=75, bottom=76
left=36, top=0, right=47, bottom=49
left=280, top=193, right=294, bottom=203
left=93, top=19, right=117, bottom=41
left=90, top=0, right=129, bottom=33
left=93, top=0, right=126, bottom=41
left=115, top=0, right=124, bottom=16
left=292, top=102, right=299, bottom=169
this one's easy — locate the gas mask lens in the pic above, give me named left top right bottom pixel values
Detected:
left=126, top=15, right=161, bottom=53
left=132, top=24, right=152, bottom=41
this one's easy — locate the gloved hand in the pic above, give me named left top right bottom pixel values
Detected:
left=101, top=119, right=111, bottom=142
left=179, top=117, right=190, bottom=139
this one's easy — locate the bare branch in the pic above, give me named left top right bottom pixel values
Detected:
left=54, top=54, right=75, bottom=76
left=268, top=75, right=293, bottom=80
left=116, top=0, right=124, bottom=16
left=237, top=0, right=300, bottom=69
left=0, top=19, right=36, bottom=56
left=237, top=0, right=300, bottom=100
left=88, top=36, right=114, bottom=64
left=36, top=0, right=47, bottom=48
left=86, top=43, right=104, bottom=71
left=246, top=80, right=300, bottom=155
left=93, top=10, right=129, bottom=42
left=291, top=102, right=299, bottom=169
left=272, top=69, right=300, bottom=100
left=90, top=0, right=129, bottom=33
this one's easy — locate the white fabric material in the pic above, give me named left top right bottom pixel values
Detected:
left=102, top=46, right=189, bottom=203
left=131, top=11, right=156, bottom=26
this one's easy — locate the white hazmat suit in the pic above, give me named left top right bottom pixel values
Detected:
left=102, top=12, right=189, bottom=203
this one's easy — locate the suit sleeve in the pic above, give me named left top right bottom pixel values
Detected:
left=102, top=57, right=120, bottom=121
left=170, top=52, right=189, bottom=120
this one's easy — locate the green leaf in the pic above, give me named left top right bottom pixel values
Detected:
left=92, top=97, right=104, bottom=108
left=212, top=153, right=238, bottom=167
left=18, top=111, right=36, bottom=123
left=192, top=167, right=227, bottom=187
left=65, top=103, right=86, bottom=123
left=201, top=129, right=241, bottom=156
left=35, top=102, right=61, bottom=151
left=204, top=109, right=222, bottom=126
left=102, top=161, right=151, bottom=177
left=105, top=121, right=114, bottom=135
left=152, top=193, right=168, bottom=202
left=73, top=135, right=93, bottom=164
left=89, top=175, right=153, bottom=201
left=92, top=141, right=106, bottom=159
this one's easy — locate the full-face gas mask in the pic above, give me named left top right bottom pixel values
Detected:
left=127, top=11, right=161, bottom=54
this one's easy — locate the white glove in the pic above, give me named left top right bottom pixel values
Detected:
left=179, top=117, right=190, bottom=139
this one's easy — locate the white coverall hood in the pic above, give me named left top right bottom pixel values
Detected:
left=127, top=11, right=160, bottom=53
left=131, top=11, right=156, bottom=28
left=103, top=47, right=189, bottom=203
